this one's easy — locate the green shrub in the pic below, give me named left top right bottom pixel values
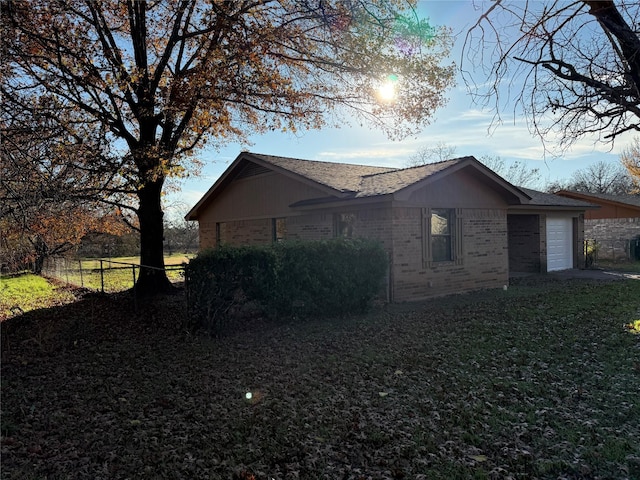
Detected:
left=270, top=239, right=388, bottom=316
left=186, top=238, right=388, bottom=332
left=185, top=245, right=277, bottom=333
left=585, top=240, right=599, bottom=267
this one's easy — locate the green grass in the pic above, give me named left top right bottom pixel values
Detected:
left=44, top=253, right=193, bottom=293
left=2, top=278, right=640, bottom=479
left=1, top=254, right=193, bottom=318
left=595, top=259, right=640, bottom=273
left=0, top=274, right=77, bottom=319
left=79, top=253, right=193, bottom=269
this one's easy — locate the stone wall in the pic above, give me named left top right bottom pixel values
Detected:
left=586, top=217, right=640, bottom=261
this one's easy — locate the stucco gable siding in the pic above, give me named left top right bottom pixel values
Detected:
left=404, top=170, right=508, bottom=208
left=196, top=170, right=332, bottom=223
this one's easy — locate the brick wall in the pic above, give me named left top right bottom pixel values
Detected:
left=286, top=213, right=334, bottom=241
left=508, top=215, right=543, bottom=273
left=197, top=208, right=394, bottom=248
left=586, top=217, right=640, bottom=260
left=225, top=219, right=272, bottom=245
left=391, top=208, right=509, bottom=301
left=199, top=206, right=511, bottom=302
left=199, top=221, right=216, bottom=249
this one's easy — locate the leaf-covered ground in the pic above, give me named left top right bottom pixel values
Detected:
left=2, top=277, right=639, bottom=479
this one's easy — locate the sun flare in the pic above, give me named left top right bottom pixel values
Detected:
left=378, top=81, right=396, bottom=101
left=377, top=74, right=399, bottom=102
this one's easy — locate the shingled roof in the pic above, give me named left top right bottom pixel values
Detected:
left=249, top=153, right=394, bottom=193
left=185, top=152, right=538, bottom=220
left=247, top=153, right=486, bottom=199
left=555, top=190, right=640, bottom=209
left=520, top=188, right=597, bottom=208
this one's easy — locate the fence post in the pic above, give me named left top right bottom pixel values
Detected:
left=184, top=264, right=189, bottom=318
left=78, top=259, right=84, bottom=288
left=132, top=264, right=137, bottom=313
left=100, top=260, right=105, bottom=293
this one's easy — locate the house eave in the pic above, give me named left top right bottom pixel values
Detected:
left=290, top=193, right=392, bottom=210
left=508, top=204, right=598, bottom=214
left=555, top=190, right=640, bottom=213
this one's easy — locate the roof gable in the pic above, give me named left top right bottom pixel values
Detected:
left=186, top=152, right=532, bottom=220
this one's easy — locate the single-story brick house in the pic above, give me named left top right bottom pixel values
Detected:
left=555, top=190, right=640, bottom=261
left=186, top=152, right=594, bottom=301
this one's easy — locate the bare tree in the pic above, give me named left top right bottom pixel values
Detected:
left=406, top=142, right=458, bottom=167
left=464, top=1, right=640, bottom=151
left=478, top=155, right=542, bottom=188
left=0, top=101, right=128, bottom=272
left=163, top=201, right=199, bottom=254
left=547, top=159, right=634, bottom=194
left=620, top=136, right=640, bottom=192
left=572, top=160, right=634, bottom=194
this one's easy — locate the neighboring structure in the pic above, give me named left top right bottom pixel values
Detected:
left=186, top=152, right=594, bottom=302
left=555, top=190, right=640, bottom=261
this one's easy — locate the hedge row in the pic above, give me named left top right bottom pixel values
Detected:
left=185, top=238, right=388, bottom=332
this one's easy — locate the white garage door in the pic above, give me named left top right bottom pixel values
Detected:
left=546, top=217, right=573, bottom=271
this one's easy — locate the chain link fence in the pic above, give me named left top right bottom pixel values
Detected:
left=41, top=256, right=187, bottom=293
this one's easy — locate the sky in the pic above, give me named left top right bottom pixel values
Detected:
left=167, top=1, right=636, bottom=218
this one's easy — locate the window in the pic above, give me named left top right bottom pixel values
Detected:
left=335, top=213, right=356, bottom=238
left=431, top=209, right=453, bottom=262
left=215, top=222, right=227, bottom=247
left=272, top=218, right=286, bottom=242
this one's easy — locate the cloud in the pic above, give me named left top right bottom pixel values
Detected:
left=317, top=146, right=415, bottom=164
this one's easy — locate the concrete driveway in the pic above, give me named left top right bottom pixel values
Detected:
left=529, top=268, right=640, bottom=281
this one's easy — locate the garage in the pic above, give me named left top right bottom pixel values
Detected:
left=546, top=216, right=573, bottom=271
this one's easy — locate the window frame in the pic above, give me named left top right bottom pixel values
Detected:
left=422, top=208, right=463, bottom=267
left=272, top=217, right=286, bottom=243
left=334, top=212, right=356, bottom=238
left=431, top=208, right=454, bottom=263
left=215, top=222, right=227, bottom=247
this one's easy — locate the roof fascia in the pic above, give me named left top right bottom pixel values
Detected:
left=290, top=194, right=392, bottom=210
left=185, top=152, right=247, bottom=221
left=555, top=190, right=640, bottom=212
left=508, top=204, right=598, bottom=213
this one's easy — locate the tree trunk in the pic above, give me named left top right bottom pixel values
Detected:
left=135, top=176, right=174, bottom=295
left=32, top=235, right=47, bottom=275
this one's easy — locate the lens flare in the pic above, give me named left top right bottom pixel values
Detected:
left=377, top=74, right=399, bottom=102
left=378, top=82, right=396, bottom=101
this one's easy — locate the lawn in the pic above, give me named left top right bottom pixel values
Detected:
left=41, top=253, right=193, bottom=294
left=1, top=277, right=639, bottom=479
left=0, top=274, right=78, bottom=320
left=1, top=254, right=192, bottom=318
left=595, top=259, right=640, bottom=273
